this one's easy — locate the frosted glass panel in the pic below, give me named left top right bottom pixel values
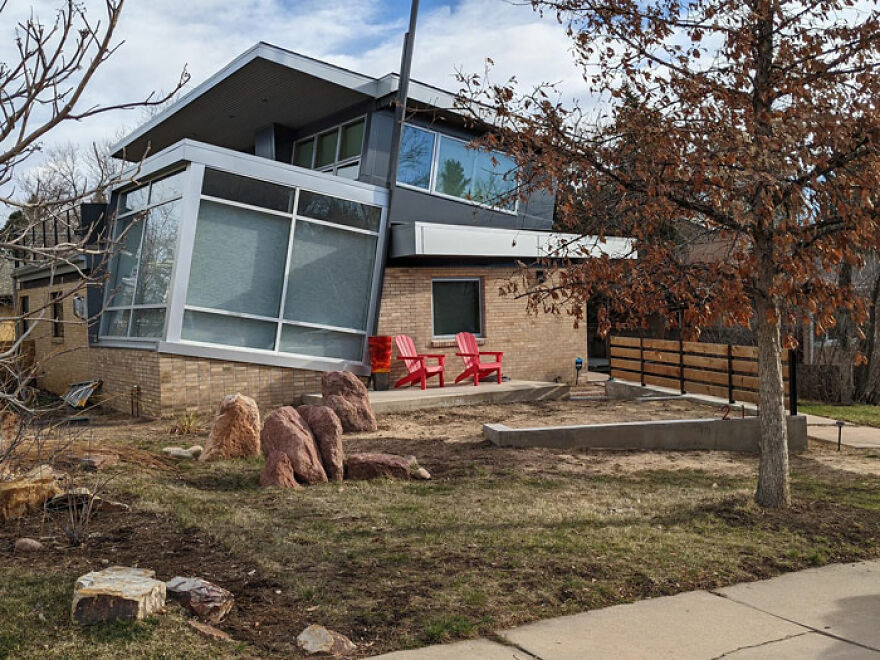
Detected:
left=135, top=201, right=180, bottom=305
left=106, top=217, right=144, bottom=307
left=182, top=311, right=277, bottom=350
left=149, top=170, right=185, bottom=205
left=279, top=325, right=365, bottom=361
left=187, top=200, right=290, bottom=317
left=131, top=308, right=166, bottom=338
left=283, top=220, right=376, bottom=330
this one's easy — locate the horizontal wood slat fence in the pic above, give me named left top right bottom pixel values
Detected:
left=610, top=336, right=798, bottom=412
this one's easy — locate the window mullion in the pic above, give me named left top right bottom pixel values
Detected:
left=275, top=189, right=300, bottom=352
left=125, top=207, right=150, bottom=337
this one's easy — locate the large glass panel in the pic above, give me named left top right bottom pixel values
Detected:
left=182, top=310, right=277, bottom=350
left=131, top=308, right=166, bottom=338
left=432, top=280, right=481, bottom=336
left=279, top=324, right=365, bottom=361
left=101, top=309, right=130, bottom=337
left=472, top=151, right=517, bottom=210
left=397, top=125, right=435, bottom=190
left=336, top=163, right=359, bottom=180
left=435, top=136, right=477, bottom=200
left=283, top=221, right=376, bottom=330
left=339, top=120, right=365, bottom=160
left=134, top=201, right=181, bottom=305
left=186, top=200, right=290, bottom=317
left=149, top=170, right=186, bottom=205
left=118, top=184, right=150, bottom=215
left=296, top=190, right=380, bottom=232
left=201, top=169, right=293, bottom=213
left=106, top=216, right=145, bottom=307
left=293, top=138, right=314, bottom=169
left=315, top=130, right=339, bottom=168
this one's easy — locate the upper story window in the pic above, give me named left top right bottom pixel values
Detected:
left=293, top=117, right=365, bottom=180
left=397, top=124, right=518, bottom=213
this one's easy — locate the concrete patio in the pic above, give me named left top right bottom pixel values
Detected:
left=374, top=560, right=880, bottom=659
left=302, top=379, right=569, bottom=414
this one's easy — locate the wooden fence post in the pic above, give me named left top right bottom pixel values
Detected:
left=727, top=344, right=735, bottom=404
left=679, top=337, right=685, bottom=394
left=639, top=337, right=645, bottom=387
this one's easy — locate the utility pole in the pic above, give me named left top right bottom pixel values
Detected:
left=386, top=0, right=420, bottom=190
left=371, top=0, right=419, bottom=337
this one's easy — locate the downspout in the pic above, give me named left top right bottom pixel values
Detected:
left=369, top=0, right=420, bottom=335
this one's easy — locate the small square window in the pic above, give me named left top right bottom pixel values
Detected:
left=432, top=279, right=482, bottom=337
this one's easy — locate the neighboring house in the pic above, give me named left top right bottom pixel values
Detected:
left=0, top=258, right=15, bottom=341
left=14, top=43, right=629, bottom=416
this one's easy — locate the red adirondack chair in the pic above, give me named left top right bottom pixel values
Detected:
left=393, top=334, right=446, bottom=390
left=454, top=332, right=503, bottom=386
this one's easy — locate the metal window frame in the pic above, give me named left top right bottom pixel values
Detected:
left=293, top=115, right=366, bottom=174
left=98, top=139, right=389, bottom=376
left=430, top=277, right=484, bottom=339
left=397, top=123, right=519, bottom=215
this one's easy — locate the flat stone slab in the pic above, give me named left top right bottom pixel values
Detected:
left=484, top=415, right=808, bottom=453
left=717, top=560, right=880, bottom=651
left=373, top=638, right=535, bottom=659
left=725, top=631, right=880, bottom=658
left=498, top=591, right=806, bottom=659
left=303, top=380, right=569, bottom=414
left=72, top=566, right=166, bottom=625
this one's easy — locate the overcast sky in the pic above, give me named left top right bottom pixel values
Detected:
left=3, top=0, right=589, bottom=189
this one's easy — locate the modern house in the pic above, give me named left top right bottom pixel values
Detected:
left=14, top=43, right=630, bottom=416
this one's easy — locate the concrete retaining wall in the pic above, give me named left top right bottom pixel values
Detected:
left=484, top=415, right=808, bottom=453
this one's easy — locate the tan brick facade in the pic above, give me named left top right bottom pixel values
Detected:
left=21, top=265, right=585, bottom=418
left=19, top=282, right=91, bottom=396
left=376, top=266, right=586, bottom=386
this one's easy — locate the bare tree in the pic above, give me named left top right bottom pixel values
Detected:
left=0, top=0, right=188, bottom=475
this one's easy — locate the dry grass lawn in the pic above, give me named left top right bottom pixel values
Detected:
left=2, top=398, right=879, bottom=658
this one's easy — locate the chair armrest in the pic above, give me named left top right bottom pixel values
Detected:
left=479, top=351, right=504, bottom=358
left=455, top=352, right=480, bottom=357
left=396, top=355, right=425, bottom=364
left=421, top=353, right=447, bottom=359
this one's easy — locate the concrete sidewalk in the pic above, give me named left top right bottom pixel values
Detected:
left=374, top=560, right=880, bottom=659
left=805, top=413, right=880, bottom=450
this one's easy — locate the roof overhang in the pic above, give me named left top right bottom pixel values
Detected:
left=390, top=222, right=635, bottom=260
left=112, top=43, right=381, bottom=161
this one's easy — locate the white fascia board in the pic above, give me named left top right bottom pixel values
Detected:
left=392, top=222, right=635, bottom=260
left=111, top=43, right=380, bottom=158
left=111, top=139, right=390, bottom=207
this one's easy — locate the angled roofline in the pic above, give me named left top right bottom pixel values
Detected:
left=111, top=42, right=383, bottom=157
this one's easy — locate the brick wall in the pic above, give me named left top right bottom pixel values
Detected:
left=19, top=282, right=91, bottom=395
left=90, top=347, right=161, bottom=417
left=376, top=266, right=586, bottom=385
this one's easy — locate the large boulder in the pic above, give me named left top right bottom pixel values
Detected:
left=0, top=464, right=63, bottom=522
left=345, top=453, right=431, bottom=481
left=166, top=576, right=234, bottom=624
left=260, top=407, right=327, bottom=484
left=297, top=405, right=344, bottom=481
left=321, top=371, right=377, bottom=433
left=259, top=451, right=302, bottom=489
left=200, top=394, right=261, bottom=461
left=71, top=566, right=166, bottom=625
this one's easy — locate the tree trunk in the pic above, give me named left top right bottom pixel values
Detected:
left=754, top=295, right=791, bottom=508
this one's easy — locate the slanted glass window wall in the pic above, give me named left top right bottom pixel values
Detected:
left=397, top=123, right=518, bottom=212
left=182, top=169, right=381, bottom=362
left=101, top=169, right=186, bottom=339
left=100, top=146, right=387, bottom=373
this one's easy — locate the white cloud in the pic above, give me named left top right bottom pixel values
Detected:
left=1, top=0, right=589, bottom=201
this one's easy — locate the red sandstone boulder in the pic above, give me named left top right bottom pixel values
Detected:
left=297, top=405, right=344, bottom=481
left=321, top=372, right=377, bottom=433
left=260, top=407, right=327, bottom=484
left=201, top=394, right=261, bottom=461
left=259, top=451, right=302, bottom=489
left=345, top=453, right=431, bottom=481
